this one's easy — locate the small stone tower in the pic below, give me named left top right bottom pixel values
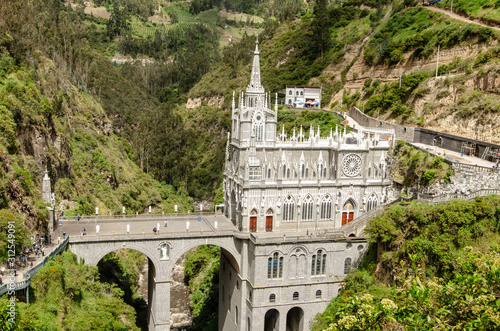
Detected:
left=42, top=168, right=51, bottom=204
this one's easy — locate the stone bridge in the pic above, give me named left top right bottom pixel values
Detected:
left=58, top=213, right=244, bottom=330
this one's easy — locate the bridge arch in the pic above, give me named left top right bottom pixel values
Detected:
left=167, top=238, right=240, bottom=275
left=71, top=241, right=160, bottom=272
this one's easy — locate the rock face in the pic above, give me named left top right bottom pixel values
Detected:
left=186, top=96, right=225, bottom=110
left=424, top=166, right=500, bottom=197
left=170, top=252, right=193, bottom=330
left=323, top=38, right=500, bottom=144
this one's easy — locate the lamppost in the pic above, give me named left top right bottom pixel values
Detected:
left=50, top=193, right=55, bottom=246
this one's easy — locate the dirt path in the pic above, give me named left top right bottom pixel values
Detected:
left=424, top=6, right=500, bottom=31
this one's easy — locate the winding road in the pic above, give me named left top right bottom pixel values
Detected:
left=424, top=5, right=500, bottom=32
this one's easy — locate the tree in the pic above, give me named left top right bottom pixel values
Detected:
left=312, top=0, right=329, bottom=57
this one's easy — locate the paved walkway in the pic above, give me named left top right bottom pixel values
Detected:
left=10, top=244, right=58, bottom=282
left=54, top=214, right=236, bottom=240
left=424, top=6, right=500, bottom=32
left=412, top=142, right=496, bottom=168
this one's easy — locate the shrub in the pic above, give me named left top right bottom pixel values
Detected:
left=422, top=169, right=436, bottom=184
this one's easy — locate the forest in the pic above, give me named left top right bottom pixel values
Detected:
left=1, top=0, right=500, bottom=329
left=312, top=196, right=500, bottom=330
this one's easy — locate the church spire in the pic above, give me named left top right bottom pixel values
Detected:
left=247, top=35, right=264, bottom=92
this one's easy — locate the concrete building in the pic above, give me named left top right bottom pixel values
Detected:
left=221, top=37, right=394, bottom=330
left=285, top=86, right=322, bottom=108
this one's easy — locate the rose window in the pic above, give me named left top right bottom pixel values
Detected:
left=342, top=154, right=362, bottom=177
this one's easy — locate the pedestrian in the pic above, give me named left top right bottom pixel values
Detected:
left=83, top=227, right=86, bottom=235
left=63, top=232, right=66, bottom=239
left=153, top=227, right=157, bottom=235
left=77, top=214, right=80, bottom=221
left=0, top=274, right=3, bottom=285
left=461, top=150, right=464, bottom=157
left=31, top=262, right=33, bottom=268
left=164, top=220, right=167, bottom=228
left=42, top=246, right=45, bottom=257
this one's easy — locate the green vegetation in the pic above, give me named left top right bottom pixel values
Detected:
left=312, top=196, right=500, bottom=330
left=437, top=0, right=500, bottom=26
left=184, top=245, right=220, bottom=331
left=1, top=251, right=140, bottom=330
left=364, top=7, right=495, bottom=65
left=278, top=108, right=348, bottom=138
left=0, top=210, right=31, bottom=263
left=363, top=72, right=429, bottom=119
left=98, top=249, right=149, bottom=330
left=392, top=141, right=451, bottom=186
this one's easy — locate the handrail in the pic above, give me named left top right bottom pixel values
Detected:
left=452, top=162, right=499, bottom=174
left=418, top=189, right=499, bottom=202
left=59, top=212, right=216, bottom=221
left=0, top=236, right=70, bottom=296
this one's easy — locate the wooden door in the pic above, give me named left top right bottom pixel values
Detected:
left=250, top=216, right=257, bottom=232
left=342, top=212, right=348, bottom=226
left=266, top=216, right=273, bottom=232
left=342, top=212, right=354, bottom=226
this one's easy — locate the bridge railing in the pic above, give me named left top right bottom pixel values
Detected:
left=340, top=205, right=388, bottom=237
left=418, top=189, right=500, bottom=203
left=0, top=236, right=70, bottom=296
left=59, top=211, right=217, bottom=221
left=451, top=163, right=499, bottom=174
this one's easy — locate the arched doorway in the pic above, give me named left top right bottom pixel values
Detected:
left=342, top=199, right=356, bottom=226
left=250, top=209, right=257, bottom=232
left=286, top=307, right=304, bottom=331
left=264, top=308, right=280, bottom=331
left=266, top=208, right=274, bottom=232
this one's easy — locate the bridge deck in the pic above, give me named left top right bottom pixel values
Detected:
left=55, top=215, right=237, bottom=241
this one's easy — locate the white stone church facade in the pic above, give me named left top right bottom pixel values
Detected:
left=220, top=38, right=393, bottom=330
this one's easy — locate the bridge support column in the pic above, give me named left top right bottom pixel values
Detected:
left=148, top=259, right=171, bottom=331
left=279, top=309, right=287, bottom=331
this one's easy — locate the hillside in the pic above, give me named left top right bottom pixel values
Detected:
left=312, top=196, right=500, bottom=330
left=189, top=0, right=500, bottom=144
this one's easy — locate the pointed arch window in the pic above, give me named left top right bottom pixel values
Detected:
left=283, top=196, right=295, bottom=221
left=311, top=249, right=326, bottom=276
left=268, top=252, right=283, bottom=279
left=305, top=168, right=308, bottom=178
left=318, top=164, right=323, bottom=179
left=289, top=90, right=292, bottom=95
left=320, top=195, right=332, bottom=220
left=252, top=113, right=264, bottom=142
left=289, top=248, right=306, bottom=279
left=344, top=257, right=352, bottom=274
left=366, top=193, right=378, bottom=212
left=302, top=195, right=313, bottom=221
left=267, top=168, right=271, bottom=179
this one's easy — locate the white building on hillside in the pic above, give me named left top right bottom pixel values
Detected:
left=285, top=85, right=322, bottom=108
